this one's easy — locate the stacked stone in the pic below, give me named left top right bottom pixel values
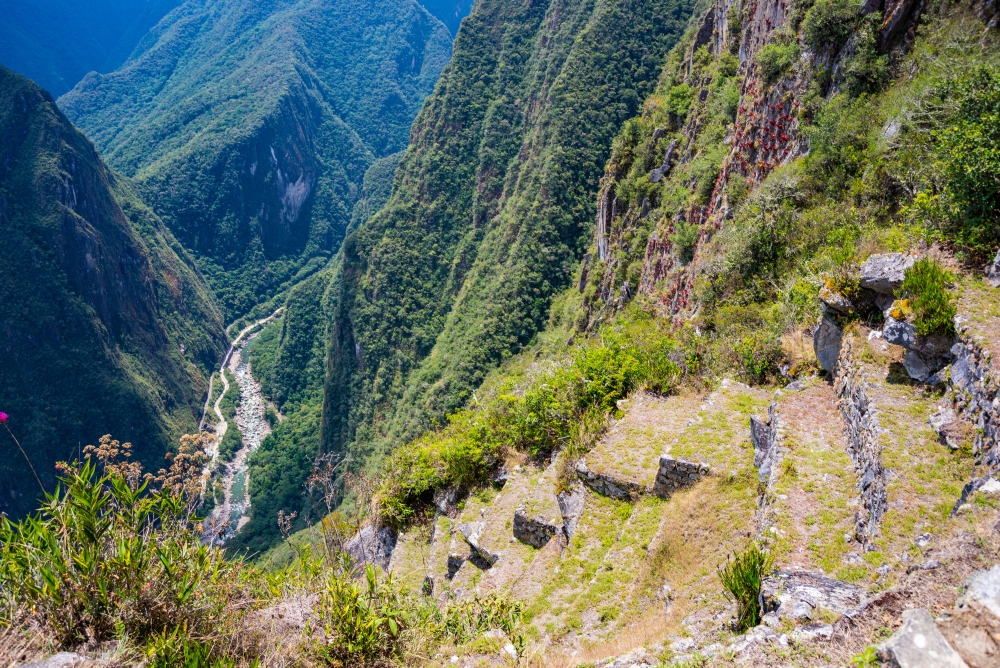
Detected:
left=834, top=339, right=887, bottom=546
left=512, top=508, right=560, bottom=548
left=950, top=332, right=999, bottom=471
left=652, top=455, right=710, bottom=497
left=575, top=460, right=644, bottom=500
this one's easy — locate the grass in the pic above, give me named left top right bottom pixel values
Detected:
left=898, top=259, right=957, bottom=337
left=718, top=543, right=774, bottom=631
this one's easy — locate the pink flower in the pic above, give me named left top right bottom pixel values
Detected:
left=0, top=412, right=7, bottom=425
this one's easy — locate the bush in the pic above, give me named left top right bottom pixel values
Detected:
left=897, top=258, right=956, bottom=337
left=802, top=0, right=859, bottom=52
left=938, top=66, right=1000, bottom=254
left=0, top=444, right=253, bottom=655
left=756, top=41, right=800, bottom=86
left=718, top=542, right=774, bottom=631
left=841, top=16, right=888, bottom=97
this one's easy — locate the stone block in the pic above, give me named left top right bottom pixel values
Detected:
left=860, top=253, right=917, bottom=294
left=512, top=507, right=560, bottom=548
left=819, top=285, right=854, bottom=313
left=877, top=608, right=968, bottom=668
left=814, top=315, right=843, bottom=372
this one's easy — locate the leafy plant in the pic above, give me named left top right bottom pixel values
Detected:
left=756, top=40, right=801, bottom=86
left=717, top=542, right=774, bottom=632
left=851, top=646, right=879, bottom=667
left=802, top=0, right=859, bottom=52
left=897, top=258, right=956, bottom=337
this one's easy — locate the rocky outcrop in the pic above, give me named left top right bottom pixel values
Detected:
left=859, top=253, right=917, bottom=294
left=346, top=525, right=398, bottom=570
left=457, top=522, right=501, bottom=568
left=878, top=608, right=969, bottom=668
left=651, top=455, right=710, bottom=497
left=835, top=339, right=887, bottom=546
left=557, top=483, right=586, bottom=539
left=883, top=315, right=955, bottom=381
left=760, top=570, right=866, bottom=622
left=512, top=508, right=560, bottom=548
left=814, top=315, right=843, bottom=373
left=987, top=248, right=1000, bottom=288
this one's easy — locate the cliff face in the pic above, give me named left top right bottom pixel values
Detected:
left=59, top=0, right=453, bottom=317
left=320, top=0, right=697, bottom=475
left=582, top=0, right=934, bottom=325
left=0, top=66, right=226, bottom=517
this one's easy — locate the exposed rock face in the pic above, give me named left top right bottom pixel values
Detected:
left=759, top=570, right=866, bottom=621
left=750, top=404, right=780, bottom=485
left=987, top=248, right=1000, bottom=288
left=512, top=508, right=560, bottom=548
left=819, top=285, right=855, bottom=314
left=345, top=525, right=398, bottom=570
left=859, top=253, right=917, bottom=294
left=651, top=455, right=710, bottom=496
left=836, top=339, right=887, bottom=545
left=948, top=338, right=1000, bottom=472
left=649, top=139, right=678, bottom=183
left=557, top=483, right=586, bottom=539
left=878, top=608, right=969, bottom=668
left=457, top=522, right=501, bottom=568
left=814, top=315, right=843, bottom=373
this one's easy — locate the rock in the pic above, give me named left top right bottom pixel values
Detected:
left=652, top=455, right=709, bottom=496
left=904, top=349, right=934, bottom=382
left=959, top=566, right=1000, bottom=621
left=814, top=315, right=843, bottom=373
left=876, top=292, right=897, bottom=313
left=557, top=483, right=586, bottom=539
left=669, top=638, right=697, bottom=653
left=980, top=479, right=1000, bottom=495
left=819, top=285, right=855, bottom=313
left=20, top=653, right=89, bottom=668
left=877, top=608, right=968, bottom=667
left=457, top=522, right=501, bottom=568
left=512, top=507, right=560, bottom=548
left=915, top=533, right=932, bottom=548
left=792, top=623, right=834, bottom=642
left=596, top=648, right=656, bottom=668
left=906, top=560, right=941, bottom=574
left=987, top=248, right=1000, bottom=288
left=434, top=487, right=460, bottom=516
left=884, top=316, right=954, bottom=358
left=422, top=575, right=434, bottom=596
left=649, top=140, right=678, bottom=183
left=860, top=253, right=917, bottom=294
left=938, top=605, right=1000, bottom=668
left=929, top=407, right=966, bottom=450
left=345, top=524, right=397, bottom=570
left=446, top=553, right=465, bottom=579
left=760, top=571, right=865, bottom=620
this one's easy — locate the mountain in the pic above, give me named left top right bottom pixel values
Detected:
left=0, top=0, right=183, bottom=96
left=321, top=0, right=695, bottom=472
left=59, top=0, right=454, bottom=319
left=230, top=0, right=695, bottom=553
left=0, top=65, right=227, bottom=518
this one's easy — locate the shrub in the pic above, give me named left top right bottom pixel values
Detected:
left=802, top=0, right=859, bottom=52
left=897, top=258, right=956, bottom=337
left=841, top=16, right=888, bottom=97
left=756, top=41, right=800, bottom=86
left=0, top=443, right=253, bottom=655
left=717, top=542, right=774, bottom=631
left=937, top=66, right=1000, bottom=254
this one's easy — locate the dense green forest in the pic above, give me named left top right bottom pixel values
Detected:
left=320, top=0, right=696, bottom=485
left=59, top=0, right=453, bottom=318
left=0, top=0, right=181, bottom=96
left=0, top=65, right=226, bottom=519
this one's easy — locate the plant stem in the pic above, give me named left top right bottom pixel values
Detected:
left=5, top=424, right=45, bottom=494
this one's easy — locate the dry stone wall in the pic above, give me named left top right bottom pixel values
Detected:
left=512, top=508, right=560, bottom=548
left=835, top=339, right=887, bottom=546
left=750, top=401, right=784, bottom=537
left=651, top=455, right=710, bottom=496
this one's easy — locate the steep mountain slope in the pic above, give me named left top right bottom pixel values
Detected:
left=418, top=0, right=474, bottom=35
left=0, top=65, right=227, bottom=519
left=0, top=0, right=182, bottom=96
left=59, top=0, right=453, bottom=317
left=321, top=0, right=697, bottom=478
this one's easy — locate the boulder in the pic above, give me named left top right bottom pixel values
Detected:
left=814, top=315, right=843, bottom=373
left=457, top=521, right=501, bottom=568
left=959, top=566, right=1000, bottom=620
left=877, top=608, right=968, bottom=668
left=819, top=285, right=854, bottom=313
left=860, top=253, right=917, bottom=294
left=345, top=524, right=397, bottom=570
left=987, top=248, right=1000, bottom=288
left=884, top=315, right=952, bottom=357
left=929, top=406, right=969, bottom=450
left=904, top=349, right=935, bottom=382
left=759, top=570, right=865, bottom=620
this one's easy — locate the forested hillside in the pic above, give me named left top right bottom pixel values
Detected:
left=0, top=0, right=181, bottom=96
left=0, top=65, right=226, bottom=519
left=320, top=0, right=697, bottom=488
left=419, top=0, right=473, bottom=34
left=59, top=0, right=453, bottom=318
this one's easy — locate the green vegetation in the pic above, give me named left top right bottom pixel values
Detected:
left=802, top=0, right=859, bottom=52
left=898, top=259, right=957, bottom=336
left=324, top=0, right=696, bottom=502
left=0, top=65, right=226, bottom=519
left=217, top=370, right=243, bottom=462
left=717, top=542, right=774, bottom=631
left=756, top=39, right=801, bottom=85
left=59, top=0, right=453, bottom=318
